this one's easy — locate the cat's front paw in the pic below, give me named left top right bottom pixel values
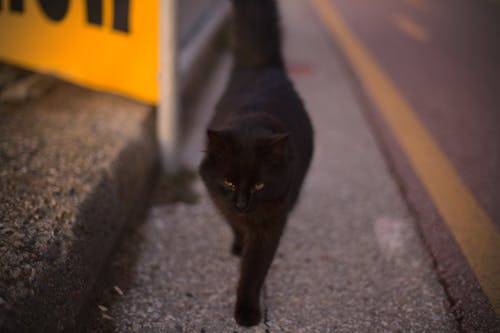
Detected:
left=234, top=303, right=261, bottom=327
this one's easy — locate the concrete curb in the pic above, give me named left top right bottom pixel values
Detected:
left=0, top=82, right=157, bottom=332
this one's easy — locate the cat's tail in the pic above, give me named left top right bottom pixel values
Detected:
left=230, top=0, right=284, bottom=69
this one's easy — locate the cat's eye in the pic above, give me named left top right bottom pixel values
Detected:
left=254, top=182, right=265, bottom=191
left=223, top=179, right=236, bottom=191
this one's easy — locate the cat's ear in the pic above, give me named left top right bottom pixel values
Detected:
left=266, top=133, right=289, bottom=158
left=207, top=129, right=232, bottom=152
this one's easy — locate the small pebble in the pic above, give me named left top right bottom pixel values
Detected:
left=102, top=313, right=114, bottom=320
left=114, top=285, right=124, bottom=296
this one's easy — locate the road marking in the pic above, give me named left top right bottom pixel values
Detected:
left=310, top=0, right=500, bottom=314
left=392, top=13, right=430, bottom=43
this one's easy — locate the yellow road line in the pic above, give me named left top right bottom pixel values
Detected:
left=393, top=13, right=430, bottom=43
left=310, top=0, right=500, bottom=314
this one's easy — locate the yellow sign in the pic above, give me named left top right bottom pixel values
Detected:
left=0, top=0, right=159, bottom=103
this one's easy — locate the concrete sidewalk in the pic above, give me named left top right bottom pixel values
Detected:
left=84, top=0, right=457, bottom=331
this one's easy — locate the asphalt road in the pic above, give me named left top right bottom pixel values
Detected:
left=313, top=0, right=500, bottom=330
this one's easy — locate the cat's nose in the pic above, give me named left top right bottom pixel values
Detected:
left=235, top=195, right=249, bottom=212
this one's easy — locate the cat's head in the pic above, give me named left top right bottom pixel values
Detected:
left=199, top=128, right=291, bottom=215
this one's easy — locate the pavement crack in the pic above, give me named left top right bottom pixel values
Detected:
left=431, top=254, right=466, bottom=333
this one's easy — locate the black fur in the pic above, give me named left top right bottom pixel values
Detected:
left=199, top=0, right=313, bottom=327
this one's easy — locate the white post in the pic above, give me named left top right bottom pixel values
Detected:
left=158, top=0, right=178, bottom=174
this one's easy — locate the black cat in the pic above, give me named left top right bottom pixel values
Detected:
left=199, top=0, right=314, bottom=327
